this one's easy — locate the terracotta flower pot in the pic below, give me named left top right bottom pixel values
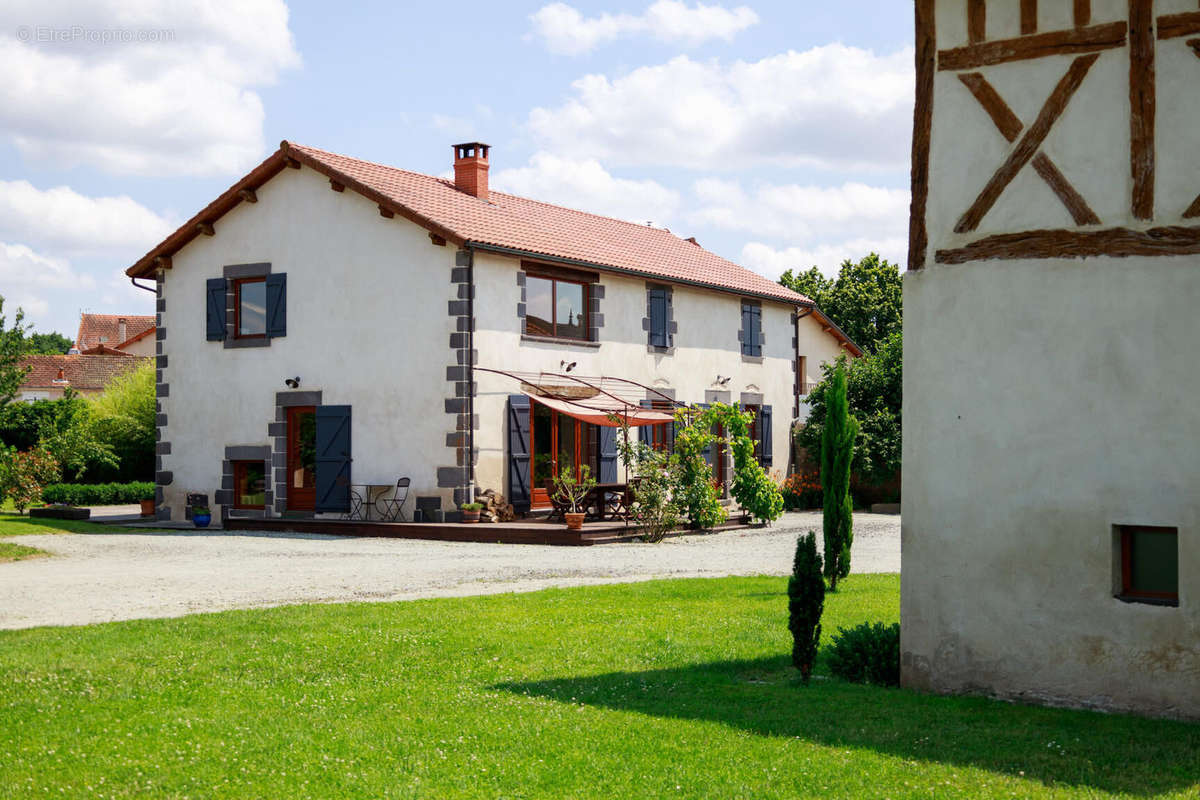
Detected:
left=140, top=499, right=156, bottom=518
left=565, top=512, right=585, bottom=531
left=462, top=510, right=481, bottom=524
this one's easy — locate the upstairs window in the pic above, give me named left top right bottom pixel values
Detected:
left=1116, top=525, right=1179, bottom=606
left=235, top=278, right=267, bottom=338
left=741, top=300, right=762, bottom=357
left=526, top=274, right=588, bottom=340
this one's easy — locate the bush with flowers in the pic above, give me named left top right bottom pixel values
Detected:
left=781, top=470, right=822, bottom=510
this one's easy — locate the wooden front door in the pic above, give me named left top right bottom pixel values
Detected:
left=529, top=403, right=595, bottom=509
left=286, top=406, right=316, bottom=512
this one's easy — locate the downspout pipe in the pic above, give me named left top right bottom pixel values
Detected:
left=130, top=277, right=156, bottom=293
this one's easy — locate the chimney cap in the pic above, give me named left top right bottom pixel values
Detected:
left=453, top=142, right=491, bottom=158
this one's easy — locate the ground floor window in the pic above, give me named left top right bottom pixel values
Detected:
left=233, top=461, right=267, bottom=509
left=531, top=403, right=598, bottom=508
left=650, top=400, right=674, bottom=453
left=1117, top=525, right=1179, bottom=605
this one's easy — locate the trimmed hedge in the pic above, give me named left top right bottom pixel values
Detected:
left=40, top=482, right=155, bottom=506
left=826, top=621, right=901, bottom=687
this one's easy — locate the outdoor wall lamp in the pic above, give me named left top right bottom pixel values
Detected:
left=284, top=376, right=301, bottom=389
left=560, top=361, right=577, bottom=372
left=715, top=375, right=731, bottom=386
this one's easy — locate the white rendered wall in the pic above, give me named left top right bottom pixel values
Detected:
left=903, top=0, right=1200, bottom=718
left=158, top=166, right=456, bottom=518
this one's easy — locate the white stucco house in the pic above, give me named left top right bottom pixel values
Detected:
left=125, top=140, right=858, bottom=523
left=904, top=0, right=1198, bottom=718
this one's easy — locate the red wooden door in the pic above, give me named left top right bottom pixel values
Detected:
left=286, top=406, right=316, bottom=511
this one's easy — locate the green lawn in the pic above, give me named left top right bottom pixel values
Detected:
left=0, top=512, right=138, bottom=536
left=0, top=575, right=1196, bottom=799
left=0, top=540, right=46, bottom=562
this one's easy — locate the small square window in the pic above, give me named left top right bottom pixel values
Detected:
left=233, top=461, right=267, bottom=509
left=235, top=278, right=267, bottom=338
left=1115, top=525, right=1179, bottom=606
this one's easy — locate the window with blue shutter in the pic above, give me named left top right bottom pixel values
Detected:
left=265, top=273, right=287, bottom=338
left=649, top=287, right=668, bottom=348
left=759, top=405, right=773, bottom=467
left=206, top=278, right=227, bottom=340
left=741, top=301, right=763, bottom=357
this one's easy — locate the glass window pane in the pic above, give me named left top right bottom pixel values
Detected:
left=533, top=404, right=553, bottom=487
left=239, top=280, right=267, bottom=336
left=236, top=462, right=266, bottom=508
left=1130, top=528, right=1178, bottom=595
left=526, top=277, right=553, bottom=337
left=557, top=414, right=577, bottom=477
left=556, top=281, right=586, bottom=340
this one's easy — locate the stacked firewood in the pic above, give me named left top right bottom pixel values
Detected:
left=477, top=489, right=515, bottom=523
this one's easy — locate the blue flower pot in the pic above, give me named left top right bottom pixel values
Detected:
left=192, top=514, right=211, bottom=528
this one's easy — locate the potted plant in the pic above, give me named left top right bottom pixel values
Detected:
left=139, top=486, right=156, bottom=518
left=191, top=504, right=212, bottom=528
left=553, top=464, right=596, bottom=531
left=460, top=502, right=483, bottom=523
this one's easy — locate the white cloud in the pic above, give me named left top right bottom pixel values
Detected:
left=0, top=241, right=97, bottom=322
left=529, top=1, right=758, bottom=55
left=691, top=178, right=908, bottom=241
left=528, top=45, right=913, bottom=170
left=0, top=179, right=174, bottom=258
left=0, top=0, right=300, bottom=176
left=740, top=238, right=908, bottom=281
left=492, top=151, right=681, bottom=227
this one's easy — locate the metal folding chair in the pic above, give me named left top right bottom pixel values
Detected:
left=377, top=477, right=411, bottom=522
left=336, top=475, right=364, bottom=520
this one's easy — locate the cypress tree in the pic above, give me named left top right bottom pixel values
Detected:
left=788, top=531, right=825, bottom=682
left=821, top=361, right=859, bottom=591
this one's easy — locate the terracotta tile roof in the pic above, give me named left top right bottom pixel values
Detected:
left=75, top=314, right=155, bottom=352
left=20, top=354, right=146, bottom=391
left=126, top=142, right=810, bottom=306
left=286, top=143, right=809, bottom=305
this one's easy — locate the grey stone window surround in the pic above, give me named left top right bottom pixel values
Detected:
left=217, top=445, right=272, bottom=521
left=643, top=283, right=677, bottom=354
left=223, top=262, right=273, bottom=349
left=518, top=264, right=605, bottom=344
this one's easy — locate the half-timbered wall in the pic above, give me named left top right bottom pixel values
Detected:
left=903, top=0, right=1200, bottom=719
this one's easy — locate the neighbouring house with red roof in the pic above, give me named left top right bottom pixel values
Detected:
left=73, top=313, right=156, bottom=357
left=126, top=141, right=858, bottom=522
left=15, top=353, right=146, bottom=403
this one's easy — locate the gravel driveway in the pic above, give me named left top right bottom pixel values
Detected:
left=0, top=511, right=898, bottom=630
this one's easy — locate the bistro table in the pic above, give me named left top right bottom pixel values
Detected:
left=353, top=484, right=395, bottom=521
left=586, top=483, right=631, bottom=522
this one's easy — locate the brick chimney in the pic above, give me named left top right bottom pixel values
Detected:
left=452, top=142, right=490, bottom=200
left=118, top=317, right=127, bottom=343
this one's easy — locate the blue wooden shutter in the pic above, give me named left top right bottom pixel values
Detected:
left=265, top=273, right=287, bottom=338
left=741, top=303, right=752, bottom=356
left=314, top=405, right=351, bottom=513
left=507, top=395, right=531, bottom=512
left=649, top=288, right=668, bottom=348
left=206, top=278, right=227, bottom=340
left=598, top=425, right=618, bottom=483
left=752, top=305, right=762, bottom=356
left=698, top=403, right=714, bottom=467
left=759, top=405, right=773, bottom=467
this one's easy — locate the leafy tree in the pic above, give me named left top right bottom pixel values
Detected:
left=26, top=331, right=74, bottom=355
left=788, top=531, right=825, bottom=682
left=0, top=445, right=60, bottom=513
left=612, top=420, right=680, bottom=543
left=780, top=254, right=902, bottom=353
left=707, top=402, right=783, bottom=523
left=671, top=409, right=727, bottom=530
left=821, top=362, right=858, bottom=591
left=797, top=331, right=902, bottom=488
left=88, top=362, right=156, bottom=481
left=37, top=389, right=117, bottom=481
left=0, top=297, right=31, bottom=407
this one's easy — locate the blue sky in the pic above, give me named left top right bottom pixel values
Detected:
left=0, top=0, right=914, bottom=339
